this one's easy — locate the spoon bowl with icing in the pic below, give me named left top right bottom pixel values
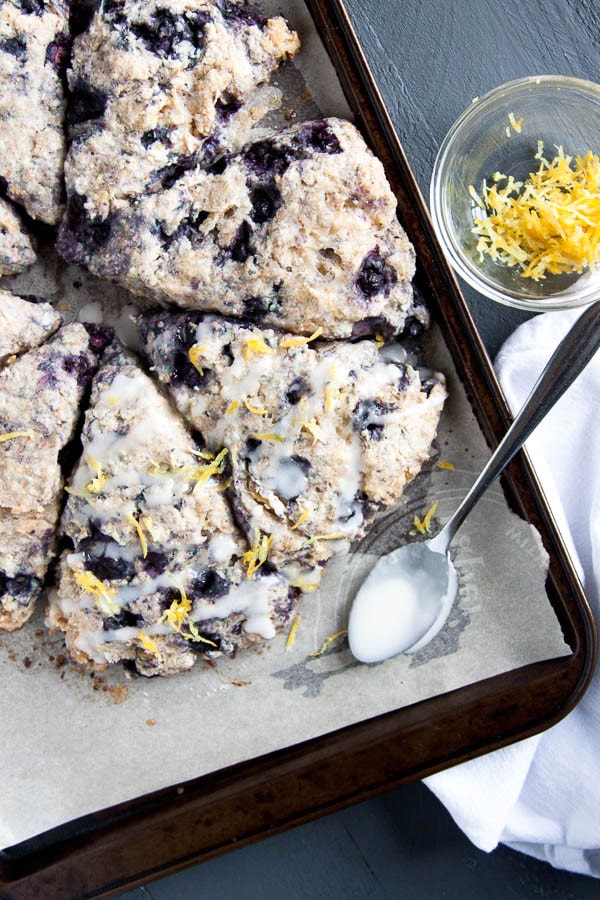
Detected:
left=348, top=300, right=600, bottom=664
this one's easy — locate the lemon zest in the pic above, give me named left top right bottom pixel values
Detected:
left=410, top=500, right=439, bottom=535
left=301, top=531, right=345, bottom=547
left=508, top=112, right=523, bottom=133
left=226, top=400, right=239, bottom=415
left=243, top=330, right=273, bottom=359
left=74, top=570, right=119, bottom=615
left=242, top=396, right=267, bottom=415
left=188, top=344, right=206, bottom=374
left=436, top=460, right=455, bottom=471
left=85, top=454, right=106, bottom=493
left=285, top=616, right=301, bottom=650
left=126, top=512, right=148, bottom=558
left=309, top=629, right=348, bottom=657
left=291, top=509, right=310, bottom=530
left=192, top=447, right=229, bottom=493
left=254, top=432, right=285, bottom=441
left=0, top=429, right=35, bottom=443
left=281, top=326, right=323, bottom=348
left=138, top=631, right=158, bottom=653
left=242, top=531, right=274, bottom=579
left=298, top=418, right=322, bottom=445
left=141, top=515, right=160, bottom=542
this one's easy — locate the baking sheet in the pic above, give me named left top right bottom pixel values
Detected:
left=0, top=0, right=570, bottom=849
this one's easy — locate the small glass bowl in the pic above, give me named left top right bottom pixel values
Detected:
left=430, top=75, right=600, bottom=311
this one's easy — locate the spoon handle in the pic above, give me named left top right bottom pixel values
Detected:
left=431, top=299, right=600, bottom=553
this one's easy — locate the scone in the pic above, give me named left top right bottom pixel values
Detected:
left=0, top=289, right=61, bottom=365
left=57, top=0, right=299, bottom=233
left=60, top=116, right=424, bottom=339
left=0, top=323, right=109, bottom=631
left=0, top=0, right=69, bottom=224
left=139, top=310, right=447, bottom=578
left=0, top=196, right=36, bottom=275
left=47, top=342, right=297, bottom=677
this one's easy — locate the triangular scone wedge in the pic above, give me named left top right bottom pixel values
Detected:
left=139, top=311, right=447, bottom=582
left=0, top=290, right=62, bottom=366
left=48, top=343, right=297, bottom=677
left=0, top=197, right=36, bottom=275
left=0, top=323, right=108, bottom=631
left=0, top=1, right=69, bottom=224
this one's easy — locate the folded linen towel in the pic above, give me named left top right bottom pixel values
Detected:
left=425, top=306, right=600, bottom=879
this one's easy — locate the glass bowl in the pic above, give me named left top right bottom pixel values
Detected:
left=430, top=75, right=600, bottom=311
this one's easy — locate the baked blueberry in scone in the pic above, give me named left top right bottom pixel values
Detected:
left=0, top=289, right=62, bottom=365
left=0, top=323, right=108, bottom=631
left=57, top=0, right=299, bottom=257
left=0, top=196, right=36, bottom=275
left=47, top=341, right=297, bottom=676
left=60, top=116, right=424, bottom=340
left=0, top=0, right=70, bottom=224
left=139, top=310, right=447, bottom=581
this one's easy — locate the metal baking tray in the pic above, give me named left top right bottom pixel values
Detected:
left=0, top=0, right=596, bottom=896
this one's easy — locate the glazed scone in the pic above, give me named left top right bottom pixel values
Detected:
left=139, top=310, right=447, bottom=576
left=0, top=323, right=108, bottom=631
left=47, top=342, right=297, bottom=677
left=0, top=290, right=62, bottom=365
left=60, top=117, right=424, bottom=340
left=59, top=0, right=299, bottom=226
left=0, top=0, right=69, bottom=224
left=0, top=196, right=36, bottom=275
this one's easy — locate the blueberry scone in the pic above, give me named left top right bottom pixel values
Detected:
left=47, top=342, right=297, bottom=676
left=0, top=289, right=62, bottom=365
left=0, top=323, right=108, bottom=631
left=0, top=0, right=69, bottom=224
left=140, top=310, right=446, bottom=580
left=0, top=197, right=36, bottom=275
left=60, top=116, right=423, bottom=340
left=58, top=0, right=299, bottom=237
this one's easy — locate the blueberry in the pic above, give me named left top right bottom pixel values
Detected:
left=243, top=139, right=296, bottom=178
left=172, top=349, right=209, bottom=389
left=103, top=609, right=142, bottom=631
left=67, top=80, right=108, bottom=127
left=85, top=552, right=135, bottom=582
left=160, top=209, right=209, bottom=248
left=242, top=290, right=282, bottom=322
left=64, top=192, right=113, bottom=250
left=204, top=152, right=228, bottom=175
left=217, top=0, right=268, bottom=26
left=141, top=126, right=171, bottom=148
left=0, top=37, right=27, bottom=59
left=70, top=1, right=103, bottom=36
left=142, top=551, right=170, bottom=578
left=17, top=0, right=45, bottom=15
left=245, top=436, right=262, bottom=457
left=395, top=363, right=412, bottom=391
left=0, top=571, right=37, bottom=598
left=220, top=220, right=255, bottom=264
left=154, top=153, right=198, bottom=191
left=77, top=519, right=114, bottom=551
left=45, top=32, right=70, bottom=74
left=130, top=9, right=209, bottom=57
left=189, top=568, right=230, bottom=599
left=62, top=352, right=95, bottom=387
left=222, top=342, right=234, bottom=366
left=353, top=399, right=392, bottom=441
left=215, top=93, right=242, bottom=121
left=402, top=315, right=425, bottom=339
left=250, top=183, right=282, bottom=224
left=293, top=121, right=342, bottom=155
left=355, top=248, right=398, bottom=299
left=350, top=316, right=395, bottom=342
left=0, top=176, right=7, bottom=196
left=285, top=376, right=310, bottom=405
left=83, top=323, right=114, bottom=354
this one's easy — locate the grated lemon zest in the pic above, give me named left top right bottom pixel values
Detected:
left=0, top=429, right=35, bottom=443
left=126, top=512, right=148, bottom=558
left=188, top=344, right=206, bottom=374
left=159, top=585, right=192, bottom=631
left=508, top=112, right=523, bottom=133
left=285, top=616, right=301, bottom=650
left=281, top=326, right=323, bottom=348
left=309, top=629, right=348, bottom=657
left=226, top=400, right=239, bottom=415
left=302, top=531, right=345, bottom=547
left=298, top=418, right=322, bottom=445
left=138, top=631, right=158, bottom=653
left=243, top=330, right=273, bottom=359
left=141, top=515, right=160, bottom=541
left=410, top=500, right=439, bottom=535
left=471, top=146, right=600, bottom=280
left=192, top=447, right=229, bottom=493
left=436, top=460, right=455, bottom=470
left=291, top=509, right=310, bottom=530
left=242, top=531, right=274, bottom=579
left=374, top=332, right=385, bottom=347
left=74, top=570, right=119, bottom=615
left=85, top=454, right=106, bottom=493
left=242, top=396, right=267, bottom=415
left=254, top=432, right=285, bottom=441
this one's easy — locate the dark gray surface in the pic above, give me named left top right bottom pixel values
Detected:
left=118, top=1, right=599, bottom=897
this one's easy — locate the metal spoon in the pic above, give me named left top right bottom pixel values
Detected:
left=348, top=300, right=600, bottom=664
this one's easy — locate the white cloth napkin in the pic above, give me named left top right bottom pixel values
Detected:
left=424, top=306, right=600, bottom=879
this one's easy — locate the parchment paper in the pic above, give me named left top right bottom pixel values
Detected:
left=0, top=1, right=570, bottom=850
